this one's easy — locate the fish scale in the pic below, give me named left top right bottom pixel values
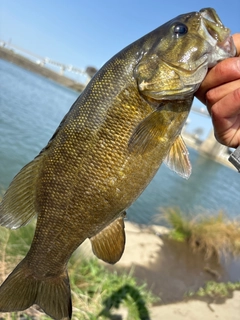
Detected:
left=0, top=8, right=237, bottom=320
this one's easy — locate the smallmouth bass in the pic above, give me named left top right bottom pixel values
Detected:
left=0, top=8, right=236, bottom=320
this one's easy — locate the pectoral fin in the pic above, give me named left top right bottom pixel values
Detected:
left=164, top=135, right=191, bottom=179
left=128, top=109, right=165, bottom=154
left=90, top=214, right=126, bottom=264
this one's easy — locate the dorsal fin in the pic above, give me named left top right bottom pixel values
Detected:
left=90, top=214, right=126, bottom=264
left=164, top=135, right=191, bottom=179
left=0, top=156, right=42, bottom=229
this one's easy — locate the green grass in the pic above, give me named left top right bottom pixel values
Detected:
left=0, top=222, right=157, bottom=320
left=162, top=208, right=240, bottom=260
left=69, top=256, right=158, bottom=319
left=187, top=281, right=240, bottom=300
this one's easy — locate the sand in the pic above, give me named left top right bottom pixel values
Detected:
left=151, top=292, right=240, bottom=320
left=80, top=221, right=240, bottom=319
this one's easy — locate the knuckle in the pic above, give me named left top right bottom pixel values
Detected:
left=205, top=89, right=216, bottom=104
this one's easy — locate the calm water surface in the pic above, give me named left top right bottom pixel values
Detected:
left=1, top=59, right=240, bottom=225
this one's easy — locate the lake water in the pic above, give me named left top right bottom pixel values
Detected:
left=1, top=59, right=240, bottom=226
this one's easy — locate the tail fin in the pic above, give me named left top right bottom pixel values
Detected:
left=0, top=258, right=72, bottom=320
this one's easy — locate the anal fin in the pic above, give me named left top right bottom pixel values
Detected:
left=90, top=213, right=126, bottom=264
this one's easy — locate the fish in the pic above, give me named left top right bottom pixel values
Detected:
left=0, top=7, right=236, bottom=320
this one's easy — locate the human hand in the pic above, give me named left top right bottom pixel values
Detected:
left=195, top=34, right=240, bottom=148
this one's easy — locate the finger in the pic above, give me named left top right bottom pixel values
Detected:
left=196, top=34, right=240, bottom=104
left=211, top=87, right=240, bottom=120
left=196, top=57, right=240, bottom=104
left=211, top=88, right=240, bottom=147
left=206, top=79, right=240, bottom=111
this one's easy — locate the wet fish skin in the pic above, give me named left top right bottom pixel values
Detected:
left=0, top=8, right=236, bottom=320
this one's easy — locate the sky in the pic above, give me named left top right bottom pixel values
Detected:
left=1, top=0, right=240, bottom=139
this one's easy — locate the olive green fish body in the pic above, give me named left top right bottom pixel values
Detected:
left=28, top=59, right=192, bottom=275
left=0, top=8, right=236, bottom=320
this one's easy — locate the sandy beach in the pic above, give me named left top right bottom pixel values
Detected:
left=124, top=222, right=240, bottom=319
left=151, top=292, right=240, bottom=320
left=80, top=221, right=240, bottom=319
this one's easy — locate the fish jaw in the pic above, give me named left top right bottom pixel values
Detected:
left=199, top=8, right=236, bottom=67
left=206, top=34, right=236, bottom=68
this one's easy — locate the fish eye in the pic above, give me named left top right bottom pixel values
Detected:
left=173, top=23, right=188, bottom=37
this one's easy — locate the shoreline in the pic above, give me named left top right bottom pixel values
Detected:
left=0, top=46, right=85, bottom=93
left=78, top=221, right=240, bottom=319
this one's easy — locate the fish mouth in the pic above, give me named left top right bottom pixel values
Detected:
left=218, top=35, right=236, bottom=56
left=200, top=8, right=236, bottom=58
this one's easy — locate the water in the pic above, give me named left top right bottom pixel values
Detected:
left=0, top=59, right=79, bottom=187
left=1, top=59, right=240, bottom=225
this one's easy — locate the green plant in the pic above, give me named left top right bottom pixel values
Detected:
left=0, top=223, right=157, bottom=319
left=162, top=208, right=240, bottom=260
left=162, top=207, right=191, bottom=242
left=187, top=281, right=240, bottom=300
left=68, top=255, right=158, bottom=319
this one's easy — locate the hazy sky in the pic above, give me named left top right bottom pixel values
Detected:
left=1, top=0, right=240, bottom=138
left=1, top=0, right=239, bottom=69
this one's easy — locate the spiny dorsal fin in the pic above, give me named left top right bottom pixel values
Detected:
left=164, top=135, right=191, bottom=179
left=90, top=213, right=126, bottom=264
left=0, top=156, right=42, bottom=229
